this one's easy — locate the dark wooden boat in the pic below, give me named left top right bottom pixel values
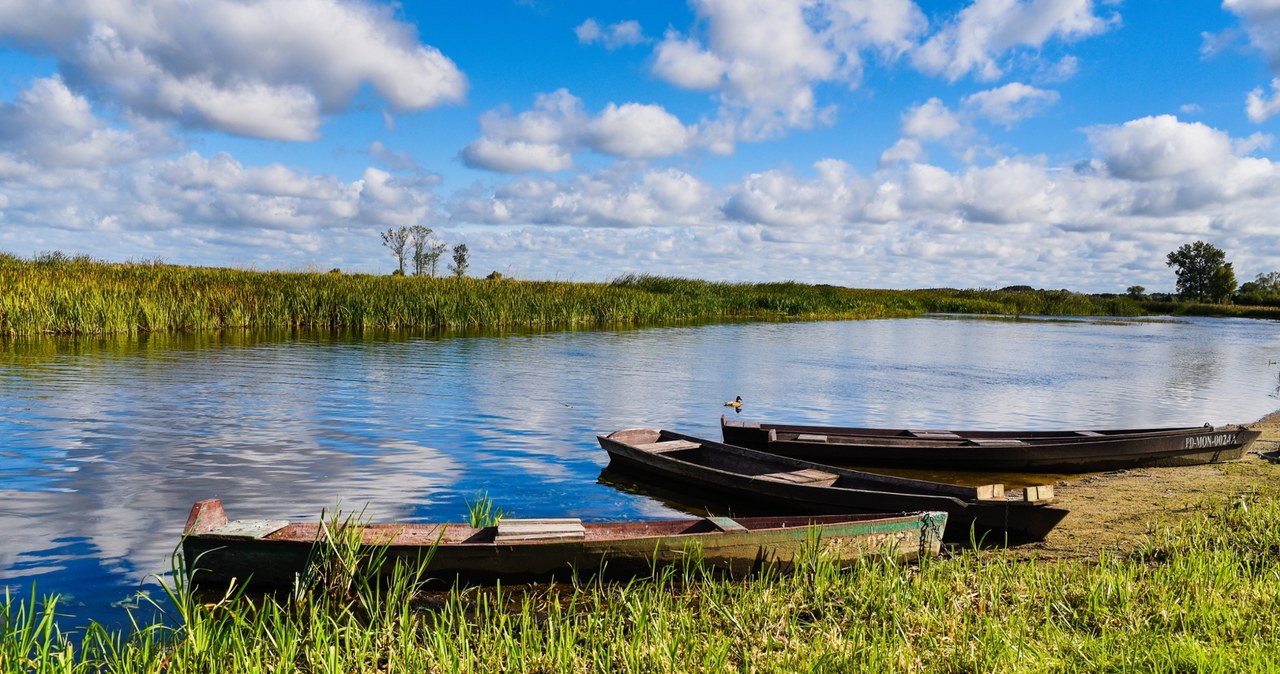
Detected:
left=598, top=429, right=1068, bottom=543
left=182, top=499, right=946, bottom=591
left=721, top=417, right=1262, bottom=472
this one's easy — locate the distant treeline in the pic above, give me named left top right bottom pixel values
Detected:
left=2, top=254, right=1275, bottom=336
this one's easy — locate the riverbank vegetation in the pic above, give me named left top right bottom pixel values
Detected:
left=4, top=490, right=1279, bottom=672
left=0, top=254, right=1139, bottom=337
left=4, top=252, right=1277, bottom=336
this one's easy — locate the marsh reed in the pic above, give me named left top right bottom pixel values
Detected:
left=5, top=491, right=1280, bottom=672
left=0, top=254, right=1147, bottom=336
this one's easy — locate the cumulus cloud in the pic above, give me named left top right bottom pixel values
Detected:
left=1246, top=78, right=1280, bottom=123
left=0, top=0, right=466, bottom=141
left=652, top=0, right=926, bottom=148
left=0, top=76, right=172, bottom=168
left=575, top=18, right=646, bottom=49
left=585, top=103, right=696, bottom=159
left=1225, top=0, right=1280, bottom=69
left=902, top=98, right=964, bottom=140
left=1087, top=115, right=1235, bottom=181
left=460, top=90, right=696, bottom=172
left=448, top=167, right=718, bottom=229
left=963, top=82, right=1060, bottom=126
left=912, top=0, right=1116, bottom=82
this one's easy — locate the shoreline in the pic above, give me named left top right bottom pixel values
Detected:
left=999, top=408, right=1280, bottom=561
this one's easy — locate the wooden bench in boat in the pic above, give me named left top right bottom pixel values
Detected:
left=494, top=518, right=586, bottom=543
left=969, top=438, right=1028, bottom=447
left=706, top=516, right=747, bottom=532
left=635, top=440, right=701, bottom=453
left=758, top=468, right=839, bottom=487
left=908, top=430, right=964, bottom=440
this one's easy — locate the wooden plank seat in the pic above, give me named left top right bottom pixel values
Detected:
left=969, top=438, right=1028, bottom=447
left=706, top=516, right=747, bottom=532
left=908, top=430, right=964, bottom=440
left=758, top=468, right=839, bottom=487
left=495, top=518, right=586, bottom=543
left=635, top=440, right=701, bottom=453
left=795, top=434, right=828, bottom=442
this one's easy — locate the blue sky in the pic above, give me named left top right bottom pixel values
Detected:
left=1, top=0, right=1279, bottom=292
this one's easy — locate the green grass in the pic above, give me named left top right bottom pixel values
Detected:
left=0, top=255, right=1151, bottom=336
left=6, top=491, right=1280, bottom=672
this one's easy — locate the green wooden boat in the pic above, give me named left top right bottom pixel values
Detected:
left=182, top=499, right=947, bottom=591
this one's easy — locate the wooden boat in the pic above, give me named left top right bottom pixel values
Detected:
left=598, top=429, right=1068, bottom=543
left=182, top=499, right=946, bottom=591
left=722, top=417, right=1261, bottom=472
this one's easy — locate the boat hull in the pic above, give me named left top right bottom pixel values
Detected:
left=722, top=418, right=1260, bottom=472
left=598, top=429, right=1068, bottom=543
left=182, top=499, right=945, bottom=591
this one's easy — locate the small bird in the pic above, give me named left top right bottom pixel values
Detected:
left=723, top=395, right=743, bottom=412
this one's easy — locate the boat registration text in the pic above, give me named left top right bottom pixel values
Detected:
left=1183, top=433, right=1237, bottom=450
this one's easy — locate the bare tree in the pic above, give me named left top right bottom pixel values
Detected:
left=380, top=227, right=412, bottom=275
left=449, top=243, right=470, bottom=278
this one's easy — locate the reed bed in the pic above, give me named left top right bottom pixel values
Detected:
left=0, top=255, right=1146, bottom=336
left=5, top=491, right=1280, bottom=673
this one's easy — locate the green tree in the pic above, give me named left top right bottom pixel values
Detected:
left=408, top=225, right=432, bottom=277
left=426, top=241, right=447, bottom=277
left=450, top=243, right=470, bottom=278
left=1209, top=263, right=1237, bottom=304
left=1238, top=271, right=1280, bottom=305
left=1126, top=285, right=1146, bottom=300
left=380, top=227, right=411, bottom=275
left=1165, top=241, right=1228, bottom=302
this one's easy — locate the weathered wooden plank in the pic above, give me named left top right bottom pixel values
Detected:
left=908, top=430, right=964, bottom=440
left=209, top=519, right=292, bottom=539
left=495, top=518, right=586, bottom=543
left=796, top=434, right=828, bottom=442
left=759, top=468, right=839, bottom=485
left=975, top=484, right=1006, bottom=501
left=707, top=516, right=747, bottom=532
left=969, top=438, right=1027, bottom=447
left=1024, top=485, right=1055, bottom=503
left=635, top=440, right=700, bottom=453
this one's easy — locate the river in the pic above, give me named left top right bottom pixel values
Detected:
left=2, top=315, right=1277, bottom=627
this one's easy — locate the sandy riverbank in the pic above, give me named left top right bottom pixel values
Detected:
left=999, top=409, right=1280, bottom=561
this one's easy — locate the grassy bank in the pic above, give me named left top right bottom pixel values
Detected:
left=5, top=491, right=1279, bottom=672
left=0, top=255, right=1150, bottom=336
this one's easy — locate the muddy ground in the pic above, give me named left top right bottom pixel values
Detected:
left=998, top=409, right=1280, bottom=561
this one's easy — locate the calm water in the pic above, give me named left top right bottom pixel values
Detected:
left=2, top=315, right=1278, bottom=626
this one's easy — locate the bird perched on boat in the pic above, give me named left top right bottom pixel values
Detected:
left=723, top=396, right=743, bottom=412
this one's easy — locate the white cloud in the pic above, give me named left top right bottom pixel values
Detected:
left=448, top=167, right=718, bottom=228
left=586, top=103, right=696, bottom=159
left=0, top=0, right=467, bottom=141
left=575, top=18, right=646, bottom=49
left=1088, top=115, right=1235, bottom=181
left=912, top=0, right=1115, bottom=82
left=652, top=0, right=926, bottom=148
left=1246, top=78, right=1280, bottom=122
left=652, top=32, right=727, bottom=90
left=1225, top=0, right=1280, bottom=69
left=902, top=98, right=963, bottom=140
left=6, top=74, right=1280, bottom=293
left=0, top=76, right=171, bottom=168
left=460, top=90, right=697, bottom=172
left=963, top=82, right=1060, bottom=127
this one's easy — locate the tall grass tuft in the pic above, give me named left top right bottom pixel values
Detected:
left=464, top=491, right=509, bottom=528
left=0, top=256, right=1156, bottom=336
